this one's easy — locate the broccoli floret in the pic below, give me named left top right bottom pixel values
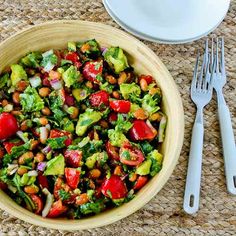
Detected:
left=142, top=94, right=160, bottom=115
left=120, top=83, right=141, bottom=100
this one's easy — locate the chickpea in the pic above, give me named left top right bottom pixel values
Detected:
left=11, top=110, right=22, bottom=116
left=114, top=166, right=123, bottom=176
left=112, top=91, right=120, bottom=99
left=149, top=87, right=159, bottom=95
left=129, top=173, right=137, bottom=182
left=16, top=81, right=28, bottom=92
left=140, top=78, right=148, bottom=91
left=118, top=72, right=127, bottom=85
left=30, top=140, right=39, bottom=150
left=12, top=92, right=21, bottom=104
left=49, top=70, right=61, bottom=80
left=70, top=107, right=79, bottom=119
left=24, top=185, right=39, bottom=194
left=39, top=87, right=50, bottom=97
left=20, top=120, right=29, bottom=131
left=17, top=166, right=28, bottom=176
left=1, top=99, right=8, bottom=107
left=89, top=179, right=96, bottom=189
left=18, top=152, right=34, bottom=165
left=99, top=120, right=109, bottom=129
left=149, top=112, right=162, bottom=122
left=90, top=169, right=101, bottom=179
left=133, top=108, right=148, bottom=120
left=85, top=81, right=93, bottom=89
left=39, top=117, right=48, bottom=126
left=106, top=75, right=117, bottom=84
left=41, top=107, right=51, bottom=116
left=34, top=152, right=45, bottom=162
left=76, top=193, right=89, bottom=205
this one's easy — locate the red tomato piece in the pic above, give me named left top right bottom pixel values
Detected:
left=138, top=75, right=153, bottom=85
left=37, top=173, right=49, bottom=189
left=30, top=194, right=43, bottom=215
left=129, top=120, right=157, bottom=141
left=47, top=199, right=68, bottom=218
left=105, top=141, right=120, bottom=161
left=108, top=112, right=118, bottom=124
left=82, top=60, right=103, bottom=83
left=42, top=73, right=51, bottom=87
left=119, top=142, right=145, bottom=166
left=49, top=129, right=72, bottom=147
left=65, top=168, right=80, bottom=189
left=0, top=181, right=7, bottom=190
left=101, top=174, right=127, bottom=199
left=133, top=176, right=148, bottom=190
left=0, top=113, right=18, bottom=140
left=64, top=150, right=82, bottom=168
left=65, top=52, right=79, bottom=63
left=89, top=90, right=109, bottom=108
left=3, top=140, right=23, bottom=154
left=58, top=88, right=66, bottom=104
left=109, top=100, right=131, bottom=113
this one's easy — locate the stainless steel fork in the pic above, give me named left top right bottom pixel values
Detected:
left=183, top=40, right=214, bottom=214
left=212, top=38, right=236, bottom=195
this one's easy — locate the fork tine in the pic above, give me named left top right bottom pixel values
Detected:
left=215, top=38, right=219, bottom=73
left=191, top=51, right=200, bottom=91
left=220, top=37, right=225, bottom=73
left=203, top=53, right=210, bottom=91
left=211, top=38, right=214, bottom=70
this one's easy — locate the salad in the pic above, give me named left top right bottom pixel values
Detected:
left=0, top=39, right=167, bottom=219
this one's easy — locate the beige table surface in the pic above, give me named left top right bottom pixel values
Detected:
left=0, top=0, right=235, bottom=235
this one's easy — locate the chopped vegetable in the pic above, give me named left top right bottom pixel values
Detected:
left=10, top=64, right=27, bottom=86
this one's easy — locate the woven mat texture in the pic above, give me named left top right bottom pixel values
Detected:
left=0, top=0, right=235, bottom=235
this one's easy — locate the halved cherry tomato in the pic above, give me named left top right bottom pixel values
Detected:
left=0, top=113, right=18, bottom=140
left=105, top=141, right=120, bottom=161
left=133, top=176, right=148, bottom=190
left=0, top=181, right=7, bottom=190
left=129, top=120, right=157, bottom=141
left=83, top=60, right=103, bottom=83
left=47, top=199, right=68, bottom=218
left=101, top=174, right=127, bottom=199
left=119, top=142, right=145, bottom=166
left=37, top=173, right=49, bottom=189
left=109, top=100, right=131, bottom=113
left=65, top=52, right=79, bottom=63
left=108, top=112, right=118, bottom=124
left=138, top=75, right=153, bottom=85
left=64, top=150, right=82, bottom=168
left=49, top=129, right=72, bottom=147
left=89, top=90, right=109, bottom=108
left=3, top=140, right=23, bottom=154
left=30, top=194, right=43, bottom=215
left=65, top=168, right=80, bottom=189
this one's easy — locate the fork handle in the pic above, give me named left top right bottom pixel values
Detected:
left=218, top=99, right=236, bottom=195
left=183, top=121, right=204, bottom=214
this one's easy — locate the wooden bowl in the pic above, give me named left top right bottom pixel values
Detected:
left=0, top=20, right=184, bottom=230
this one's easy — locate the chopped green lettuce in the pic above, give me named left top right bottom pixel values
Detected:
left=46, top=136, right=67, bottom=149
left=120, top=83, right=141, bottom=100
left=108, top=129, right=128, bottom=147
left=142, top=94, right=160, bottom=115
left=20, top=52, right=42, bottom=68
left=147, top=150, right=163, bottom=176
left=0, top=73, right=9, bottom=89
left=41, top=50, right=58, bottom=72
left=67, top=42, right=76, bottom=52
left=20, top=86, right=44, bottom=112
left=80, top=200, right=105, bottom=215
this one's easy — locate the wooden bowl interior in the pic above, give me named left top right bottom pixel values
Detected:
left=0, top=21, right=184, bottom=230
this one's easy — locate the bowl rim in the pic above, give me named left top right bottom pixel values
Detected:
left=0, top=20, right=185, bottom=230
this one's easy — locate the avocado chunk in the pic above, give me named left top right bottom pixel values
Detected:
left=108, top=129, right=128, bottom=147
left=136, top=159, right=152, bottom=175
left=10, top=64, right=27, bottom=86
left=67, top=41, right=76, bottom=52
left=62, top=118, right=75, bottom=133
left=120, top=83, right=141, bottom=100
left=76, top=109, right=102, bottom=136
left=72, top=88, right=88, bottom=102
left=148, top=150, right=163, bottom=176
left=85, top=153, right=98, bottom=169
left=44, top=154, right=65, bottom=175
left=104, top=47, right=129, bottom=74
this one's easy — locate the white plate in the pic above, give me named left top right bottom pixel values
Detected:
left=103, top=0, right=230, bottom=44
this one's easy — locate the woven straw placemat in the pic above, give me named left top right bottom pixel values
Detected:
left=0, top=0, right=235, bottom=235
